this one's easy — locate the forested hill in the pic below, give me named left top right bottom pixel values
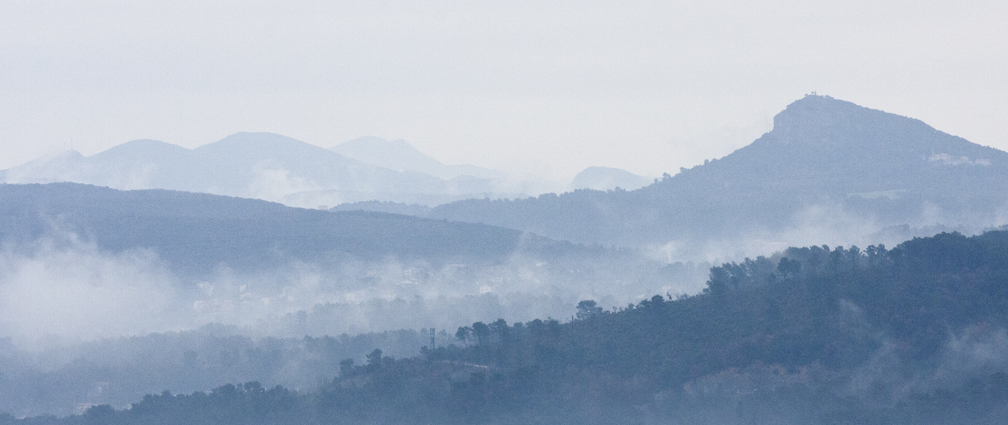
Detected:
left=0, top=183, right=525, bottom=275
left=428, top=95, right=1008, bottom=246
left=18, top=230, right=1008, bottom=424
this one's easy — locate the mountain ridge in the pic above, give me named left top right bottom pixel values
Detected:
left=427, top=95, right=1008, bottom=250
left=0, top=133, right=499, bottom=208
left=0, top=182, right=526, bottom=276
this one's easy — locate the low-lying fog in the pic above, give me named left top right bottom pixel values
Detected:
left=2, top=203, right=998, bottom=348
left=0, top=230, right=707, bottom=349
left=0, top=206, right=1002, bottom=417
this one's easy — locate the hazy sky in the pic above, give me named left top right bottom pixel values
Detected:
left=1, top=0, right=1005, bottom=181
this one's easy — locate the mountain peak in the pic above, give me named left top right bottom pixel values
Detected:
left=773, top=95, right=866, bottom=135
left=429, top=95, right=1008, bottom=248
left=678, top=94, right=1007, bottom=194
left=200, top=132, right=310, bottom=149
left=193, top=132, right=342, bottom=166
left=767, top=94, right=938, bottom=150
left=95, top=139, right=190, bottom=158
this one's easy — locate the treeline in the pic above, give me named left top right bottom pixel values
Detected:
left=0, top=327, right=447, bottom=418
left=10, top=231, right=1008, bottom=424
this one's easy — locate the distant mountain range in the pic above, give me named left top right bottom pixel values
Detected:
left=0, top=134, right=505, bottom=208
left=1, top=134, right=654, bottom=209
left=422, top=95, right=1008, bottom=252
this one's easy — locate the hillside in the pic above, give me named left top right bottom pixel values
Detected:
left=15, top=230, right=1008, bottom=424
left=0, top=183, right=523, bottom=276
left=427, top=95, right=1008, bottom=249
left=0, top=183, right=715, bottom=418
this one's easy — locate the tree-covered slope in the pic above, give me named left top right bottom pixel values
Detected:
left=17, top=230, right=1008, bottom=424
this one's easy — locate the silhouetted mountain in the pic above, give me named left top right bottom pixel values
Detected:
left=428, top=95, right=1008, bottom=250
left=0, top=183, right=523, bottom=276
left=0, top=133, right=495, bottom=208
left=331, top=137, right=503, bottom=181
left=569, top=166, right=653, bottom=191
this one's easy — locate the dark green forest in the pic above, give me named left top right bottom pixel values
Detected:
left=8, top=230, right=1008, bottom=424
